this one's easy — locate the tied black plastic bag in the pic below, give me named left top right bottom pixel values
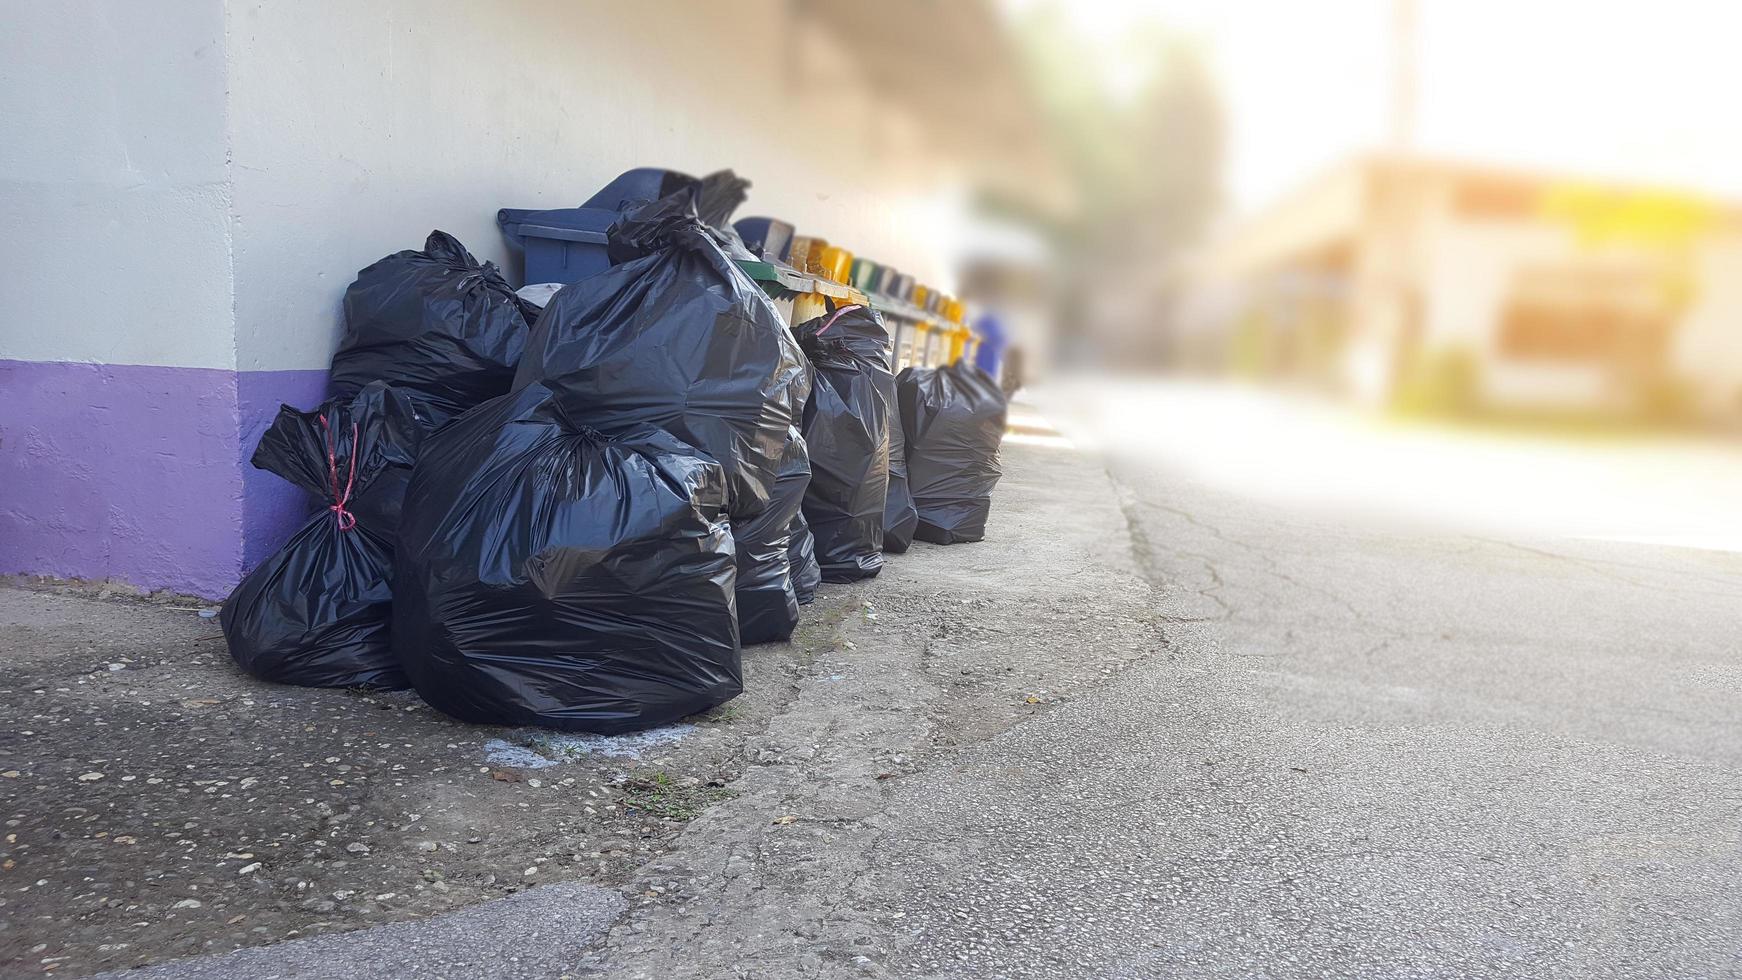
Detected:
left=514, top=172, right=807, bottom=520
left=221, top=382, right=427, bottom=689
left=693, top=172, right=760, bottom=262
left=882, top=400, right=920, bottom=553
left=392, top=383, right=740, bottom=734
left=788, top=511, right=822, bottom=604
left=333, top=231, right=537, bottom=423
left=796, top=304, right=894, bottom=581
left=736, top=427, right=811, bottom=645
left=897, top=363, right=1009, bottom=545
left=693, top=170, right=751, bottom=232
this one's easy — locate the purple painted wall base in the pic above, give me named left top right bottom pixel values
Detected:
left=239, top=370, right=332, bottom=567
left=1, top=360, right=330, bottom=598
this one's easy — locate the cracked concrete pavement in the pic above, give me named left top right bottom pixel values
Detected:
left=7, top=385, right=1741, bottom=978
left=572, top=418, right=1165, bottom=980
left=572, top=390, right=1742, bottom=977
left=4, top=403, right=1165, bottom=978
left=853, top=472, right=1742, bottom=978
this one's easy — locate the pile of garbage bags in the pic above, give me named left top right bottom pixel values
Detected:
left=221, top=168, right=1008, bottom=734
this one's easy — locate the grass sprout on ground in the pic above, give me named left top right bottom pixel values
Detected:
left=620, top=771, right=735, bottom=821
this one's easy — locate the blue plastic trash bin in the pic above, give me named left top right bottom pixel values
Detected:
left=870, top=265, right=897, bottom=296
left=973, top=312, right=1009, bottom=379
left=498, top=168, right=698, bottom=285
left=733, top=217, right=794, bottom=264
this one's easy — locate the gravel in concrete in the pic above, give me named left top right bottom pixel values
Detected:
left=95, top=881, right=625, bottom=979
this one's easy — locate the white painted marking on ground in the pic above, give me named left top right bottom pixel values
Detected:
left=483, top=725, right=697, bottom=768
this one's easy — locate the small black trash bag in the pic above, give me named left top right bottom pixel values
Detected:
left=897, top=363, right=1009, bottom=545
left=514, top=172, right=807, bottom=521
left=796, top=304, right=895, bottom=581
left=882, top=399, right=920, bottom=554
left=221, top=382, right=427, bottom=689
left=333, top=231, right=537, bottom=423
left=392, top=383, right=740, bottom=734
left=737, top=427, right=811, bottom=645
left=788, top=510, right=823, bottom=604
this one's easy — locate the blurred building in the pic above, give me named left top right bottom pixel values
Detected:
left=1178, top=155, right=1742, bottom=420
left=0, top=0, right=1050, bottom=597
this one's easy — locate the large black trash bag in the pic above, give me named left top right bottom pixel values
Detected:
left=897, top=363, right=1009, bottom=545
left=333, top=231, right=538, bottom=423
left=788, top=510, right=822, bottom=604
left=514, top=171, right=807, bottom=520
left=737, top=427, right=811, bottom=645
left=221, top=382, right=427, bottom=689
left=881, top=385, right=920, bottom=554
left=392, top=383, right=741, bottom=734
left=796, top=304, right=895, bottom=581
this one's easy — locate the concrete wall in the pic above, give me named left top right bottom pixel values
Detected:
left=1675, top=238, right=1742, bottom=412
left=226, top=0, right=968, bottom=379
left=1, top=1, right=234, bottom=370
left=1, top=0, right=974, bottom=597
left=0, top=0, right=255, bottom=596
left=1416, top=216, right=1567, bottom=355
left=1413, top=205, right=1742, bottom=412
left=1412, top=215, right=1611, bottom=409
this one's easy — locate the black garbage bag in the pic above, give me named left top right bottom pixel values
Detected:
left=795, top=304, right=894, bottom=581
left=881, top=383, right=920, bottom=554
left=392, top=383, right=740, bottom=734
left=333, top=231, right=537, bottom=423
left=694, top=170, right=751, bottom=231
left=693, top=171, right=760, bottom=262
left=897, top=363, right=1009, bottom=545
left=514, top=172, right=807, bottom=520
left=221, top=382, right=427, bottom=689
left=788, top=510, right=822, bottom=604
left=736, top=427, right=811, bottom=645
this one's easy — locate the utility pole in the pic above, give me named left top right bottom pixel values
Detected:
left=1389, top=0, right=1417, bottom=152
left=1353, top=0, right=1421, bottom=404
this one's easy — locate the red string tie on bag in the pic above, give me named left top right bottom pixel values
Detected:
left=317, top=413, right=360, bottom=531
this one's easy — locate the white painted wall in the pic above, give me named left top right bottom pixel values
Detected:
left=2, top=0, right=975, bottom=374
left=1416, top=211, right=1742, bottom=411
left=1418, top=215, right=1638, bottom=408
left=226, top=0, right=971, bottom=373
left=0, top=0, right=235, bottom=369
left=1674, top=239, right=1742, bottom=410
left=1416, top=217, right=1568, bottom=354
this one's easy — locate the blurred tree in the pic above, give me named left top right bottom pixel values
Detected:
left=1125, top=41, right=1223, bottom=254
left=1000, top=3, right=1226, bottom=365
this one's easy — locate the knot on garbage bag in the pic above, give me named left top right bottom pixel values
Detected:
left=318, top=413, right=360, bottom=532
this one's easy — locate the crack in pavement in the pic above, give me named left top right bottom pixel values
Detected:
left=559, top=441, right=1170, bottom=979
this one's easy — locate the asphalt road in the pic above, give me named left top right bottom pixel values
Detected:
left=589, top=388, right=1742, bottom=978
left=870, top=446, right=1742, bottom=977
